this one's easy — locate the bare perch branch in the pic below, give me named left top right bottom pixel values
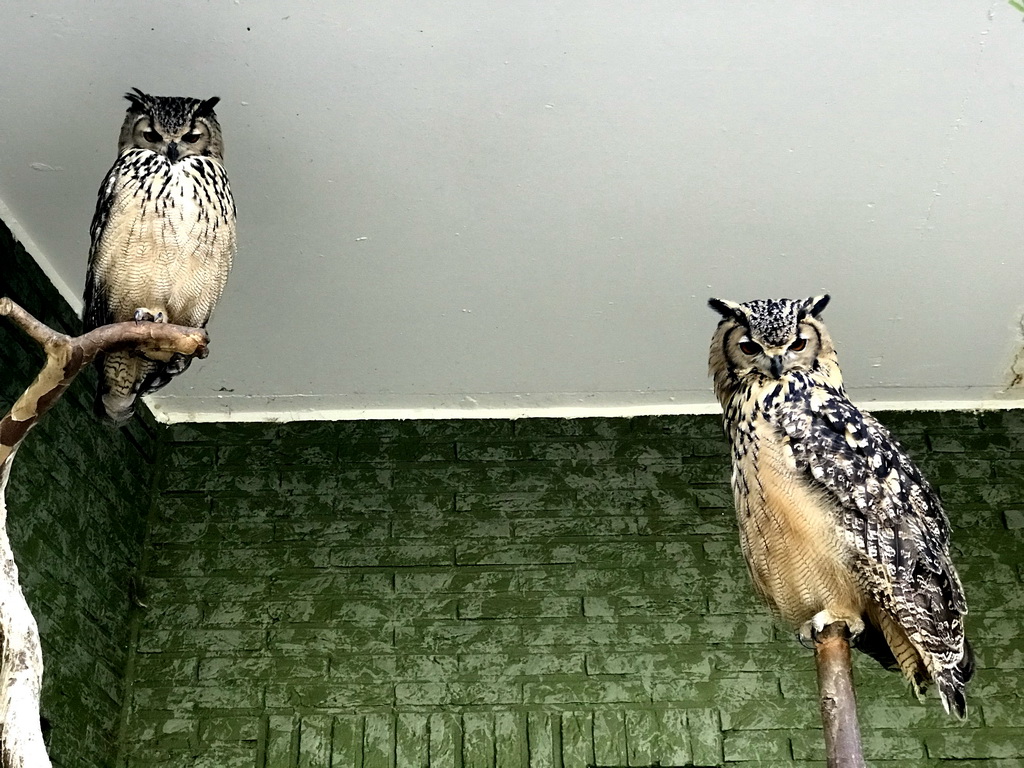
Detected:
left=815, top=622, right=867, bottom=768
left=0, top=297, right=70, bottom=349
left=1, top=298, right=208, bottom=462
left=0, top=296, right=209, bottom=767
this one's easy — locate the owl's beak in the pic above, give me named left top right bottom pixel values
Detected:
left=166, top=142, right=180, bottom=162
left=769, top=355, right=785, bottom=379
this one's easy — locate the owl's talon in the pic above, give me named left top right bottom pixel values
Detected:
left=799, top=610, right=865, bottom=646
left=133, top=308, right=166, bottom=324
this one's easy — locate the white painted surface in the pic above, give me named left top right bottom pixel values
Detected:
left=1, top=2, right=1022, bottom=422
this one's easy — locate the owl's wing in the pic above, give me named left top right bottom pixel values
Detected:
left=82, top=161, right=124, bottom=331
left=778, top=387, right=970, bottom=714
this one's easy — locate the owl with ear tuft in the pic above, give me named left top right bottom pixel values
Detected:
left=83, top=87, right=236, bottom=424
left=708, top=294, right=972, bottom=718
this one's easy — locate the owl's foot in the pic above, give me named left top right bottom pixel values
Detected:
left=798, top=610, right=865, bottom=646
left=133, top=307, right=166, bottom=323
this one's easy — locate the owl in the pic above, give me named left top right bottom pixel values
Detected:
left=708, top=294, right=972, bottom=718
left=83, top=88, right=236, bottom=424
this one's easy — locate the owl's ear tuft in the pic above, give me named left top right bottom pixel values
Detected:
left=196, top=97, right=221, bottom=117
left=802, top=294, right=831, bottom=318
left=124, top=88, right=150, bottom=112
left=708, top=297, right=748, bottom=325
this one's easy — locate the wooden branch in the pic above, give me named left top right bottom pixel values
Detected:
left=815, top=622, right=867, bottom=768
left=0, top=297, right=208, bottom=767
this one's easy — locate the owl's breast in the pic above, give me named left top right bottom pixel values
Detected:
left=91, top=150, right=235, bottom=326
left=728, top=395, right=863, bottom=626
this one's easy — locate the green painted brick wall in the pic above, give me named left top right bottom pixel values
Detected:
left=1, top=221, right=157, bottom=766
left=120, top=411, right=1024, bottom=767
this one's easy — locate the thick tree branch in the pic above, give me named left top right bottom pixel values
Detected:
left=0, top=297, right=208, bottom=768
left=815, top=621, right=867, bottom=768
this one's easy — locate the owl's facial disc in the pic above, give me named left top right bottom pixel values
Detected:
left=738, top=330, right=812, bottom=379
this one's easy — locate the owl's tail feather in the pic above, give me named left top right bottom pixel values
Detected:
left=866, top=606, right=929, bottom=699
left=934, top=638, right=974, bottom=721
left=851, top=614, right=898, bottom=672
left=94, top=350, right=194, bottom=424
left=138, top=354, right=194, bottom=398
left=866, top=605, right=972, bottom=720
left=95, top=389, right=137, bottom=425
left=95, top=350, right=157, bottom=425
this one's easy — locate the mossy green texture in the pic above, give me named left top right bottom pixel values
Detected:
left=121, top=411, right=1024, bottom=766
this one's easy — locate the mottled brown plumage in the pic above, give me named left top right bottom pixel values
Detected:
left=84, top=88, right=235, bottom=423
left=709, top=295, right=972, bottom=718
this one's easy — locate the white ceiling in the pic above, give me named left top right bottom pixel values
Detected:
left=2, top=1, right=1023, bottom=422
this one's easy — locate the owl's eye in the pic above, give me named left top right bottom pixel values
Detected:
left=143, top=129, right=162, bottom=143
left=790, top=337, right=807, bottom=352
left=181, top=131, right=202, bottom=144
left=739, top=340, right=762, bottom=356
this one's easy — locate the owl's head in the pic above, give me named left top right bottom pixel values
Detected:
left=708, top=294, right=841, bottom=399
left=118, top=88, right=224, bottom=162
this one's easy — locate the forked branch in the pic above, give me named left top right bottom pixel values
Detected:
left=0, top=297, right=208, bottom=767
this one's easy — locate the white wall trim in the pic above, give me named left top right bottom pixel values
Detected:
left=147, top=397, right=1024, bottom=424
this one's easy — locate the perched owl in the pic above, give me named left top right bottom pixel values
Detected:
left=83, top=88, right=235, bottom=424
left=708, top=294, right=972, bottom=718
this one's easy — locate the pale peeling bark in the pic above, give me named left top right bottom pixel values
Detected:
left=0, top=297, right=208, bottom=767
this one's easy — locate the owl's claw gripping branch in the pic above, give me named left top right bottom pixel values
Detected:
left=1, top=297, right=208, bottom=452
left=0, top=296, right=208, bottom=768
left=132, top=307, right=166, bottom=324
